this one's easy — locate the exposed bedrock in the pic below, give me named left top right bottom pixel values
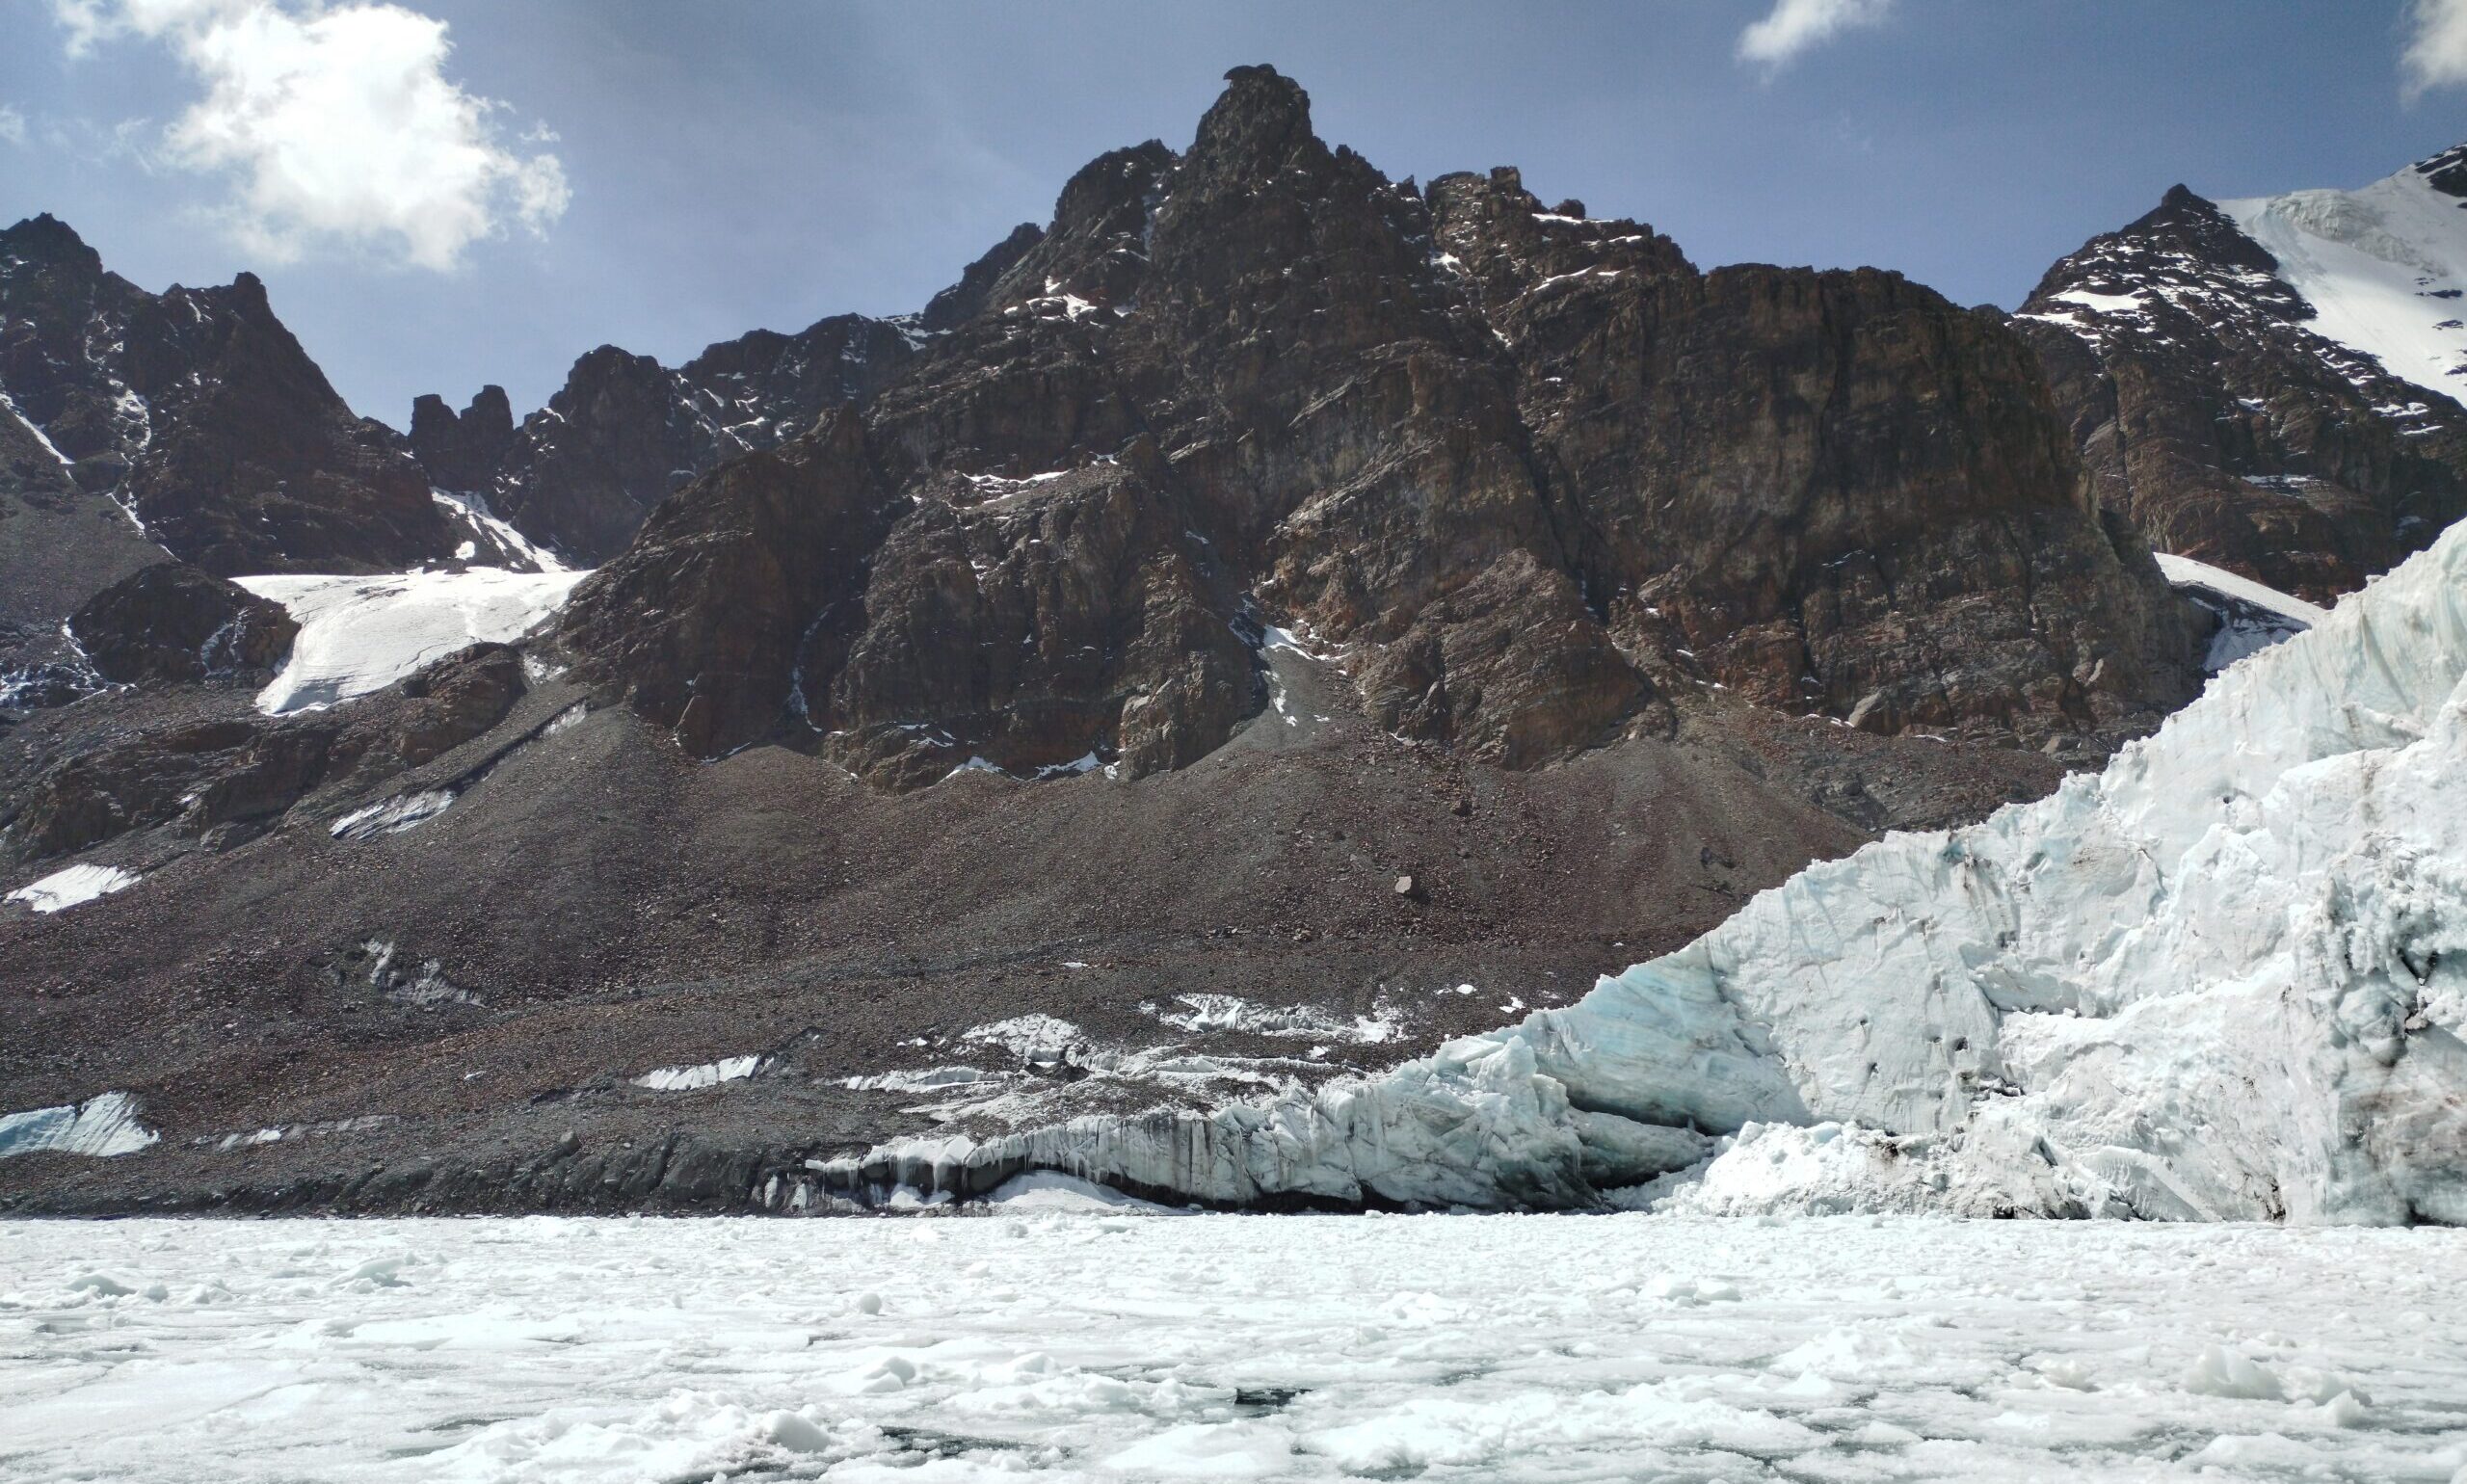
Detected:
left=559, top=66, right=2204, bottom=787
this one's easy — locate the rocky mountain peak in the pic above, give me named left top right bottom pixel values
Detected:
left=919, top=222, right=1044, bottom=332
left=2413, top=141, right=2467, bottom=199
left=408, top=384, right=516, bottom=494
left=1188, top=64, right=1322, bottom=180
left=2017, top=168, right=2467, bottom=601
left=551, top=67, right=2206, bottom=782
left=1, top=213, right=107, bottom=279
left=1, top=217, right=454, bottom=577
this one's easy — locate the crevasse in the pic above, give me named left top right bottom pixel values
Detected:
left=818, top=522, right=2467, bottom=1222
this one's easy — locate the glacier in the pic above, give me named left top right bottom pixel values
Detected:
left=817, top=518, right=2467, bottom=1222
left=236, top=567, right=587, bottom=714
left=2224, top=151, right=2467, bottom=405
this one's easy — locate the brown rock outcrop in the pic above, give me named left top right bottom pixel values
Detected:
left=2015, top=183, right=2467, bottom=603
left=68, top=563, right=298, bottom=685
left=564, top=66, right=2202, bottom=780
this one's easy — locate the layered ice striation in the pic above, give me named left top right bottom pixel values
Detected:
left=819, top=520, right=2467, bottom=1221
left=0, top=1093, right=157, bottom=1160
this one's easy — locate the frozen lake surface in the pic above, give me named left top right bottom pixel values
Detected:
left=1, top=1211, right=2462, bottom=1482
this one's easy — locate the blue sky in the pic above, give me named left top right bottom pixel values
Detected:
left=6, top=1, right=2466, bottom=427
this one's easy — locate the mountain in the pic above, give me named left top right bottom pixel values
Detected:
left=565, top=66, right=2202, bottom=791
left=12, top=68, right=2452, bottom=1221
left=410, top=312, right=924, bottom=566
left=0, top=214, right=461, bottom=579
left=2016, top=150, right=2467, bottom=604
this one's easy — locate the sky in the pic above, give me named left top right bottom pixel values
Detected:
left=6, top=0, right=2467, bottom=429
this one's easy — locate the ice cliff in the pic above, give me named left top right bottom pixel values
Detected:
left=819, top=521, right=2467, bottom=1223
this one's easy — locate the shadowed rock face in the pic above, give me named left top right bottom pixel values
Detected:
left=562, top=66, right=2205, bottom=784
left=2016, top=184, right=2467, bottom=604
left=408, top=385, right=515, bottom=497
left=4, top=643, right=524, bottom=863
left=0, top=215, right=449, bottom=577
left=69, top=563, right=298, bottom=685
left=411, top=315, right=921, bottom=566
left=557, top=409, right=895, bottom=759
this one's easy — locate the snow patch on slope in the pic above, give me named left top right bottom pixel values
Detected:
left=429, top=490, right=569, bottom=574
left=2224, top=157, right=2467, bottom=405
left=634, top=1056, right=762, bottom=1092
left=6, top=863, right=139, bottom=914
left=0, top=1092, right=157, bottom=1159
left=237, top=568, right=586, bottom=713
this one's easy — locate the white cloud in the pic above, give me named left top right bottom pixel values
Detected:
left=0, top=106, right=26, bottom=147
left=1738, top=0, right=1894, bottom=70
left=50, top=0, right=568, bottom=269
left=2403, top=0, right=2467, bottom=98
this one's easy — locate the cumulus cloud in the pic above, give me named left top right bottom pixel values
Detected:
left=1738, top=0, right=1895, bottom=70
left=50, top=0, right=568, bottom=269
left=2403, top=0, right=2467, bottom=98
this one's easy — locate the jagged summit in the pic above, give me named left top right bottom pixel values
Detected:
left=550, top=66, right=2201, bottom=788
left=2018, top=151, right=2467, bottom=602
left=1, top=212, right=452, bottom=578
left=1, top=213, right=106, bottom=276
left=1189, top=63, right=1319, bottom=172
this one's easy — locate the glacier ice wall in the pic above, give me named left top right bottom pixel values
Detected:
left=818, top=522, right=2467, bottom=1222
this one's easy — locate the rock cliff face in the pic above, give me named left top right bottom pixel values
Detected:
left=411, top=314, right=919, bottom=565
left=561, top=66, right=2205, bottom=783
left=3, top=642, right=524, bottom=863
left=0, top=215, right=451, bottom=577
left=68, top=564, right=297, bottom=686
left=2017, top=178, right=2467, bottom=604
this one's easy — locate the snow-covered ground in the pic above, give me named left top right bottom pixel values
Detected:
left=2225, top=154, right=2467, bottom=405
left=237, top=569, right=588, bottom=713
left=0, top=1215, right=2457, bottom=1482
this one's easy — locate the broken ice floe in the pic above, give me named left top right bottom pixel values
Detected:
left=0, top=1092, right=157, bottom=1159
left=2, top=1215, right=2456, bottom=1480
left=635, top=1055, right=763, bottom=1092
left=6, top=862, right=139, bottom=914
left=961, top=1016, right=1083, bottom=1063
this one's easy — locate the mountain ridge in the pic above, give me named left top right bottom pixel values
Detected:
left=2, top=69, right=2456, bottom=1220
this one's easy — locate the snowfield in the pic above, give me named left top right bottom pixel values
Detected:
left=2224, top=153, right=2467, bottom=405
left=236, top=568, right=588, bottom=714
left=816, top=518, right=2467, bottom=1222
left=0, top=1214, right=2458, bottom=1482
